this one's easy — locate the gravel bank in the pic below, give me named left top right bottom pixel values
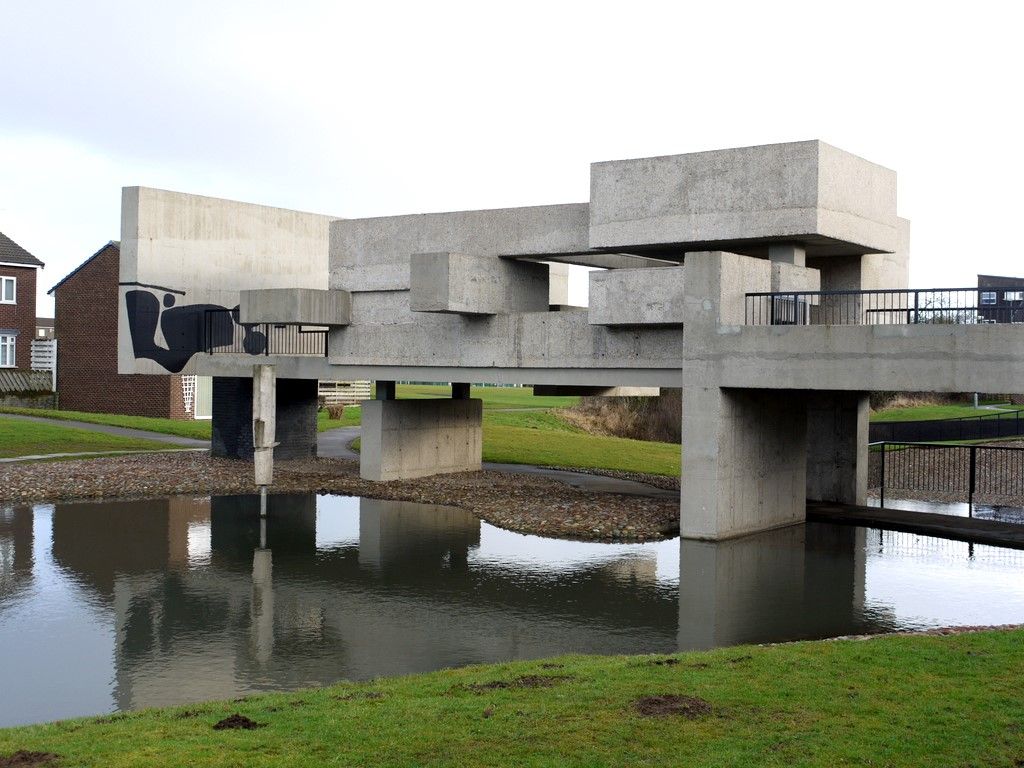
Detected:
left=0, top=453, right=679, bottom=541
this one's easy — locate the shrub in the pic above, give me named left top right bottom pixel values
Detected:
left=326, top=404, right=345, bottom=420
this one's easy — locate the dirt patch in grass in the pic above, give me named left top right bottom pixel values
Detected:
left=0, top=752, right=61, bottom=767
left=333, top=691, right=384, bottom=702
left=633, top=695, right=712, bottom=718
left=212, top=714, right=265, bottom=731
left=647, top=657, right=680, bottom=666
left=461, top=675, right=572, bottom=693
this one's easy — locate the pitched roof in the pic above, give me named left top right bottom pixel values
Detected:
left=0, top=231, right=45, bottom=268
left=48, top=241, right=119, bottom=295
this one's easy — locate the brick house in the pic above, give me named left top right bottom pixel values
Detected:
left=0, top=231, right=45, bottom=371
left=49, top=241, right=212, bottom=419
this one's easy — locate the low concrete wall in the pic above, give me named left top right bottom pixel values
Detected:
left=360, top=398, right=482, bottom=481
left=0, top=392, right=55, bottom=409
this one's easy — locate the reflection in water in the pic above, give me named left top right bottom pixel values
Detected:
left=1, top=493, right=1023, bottom=727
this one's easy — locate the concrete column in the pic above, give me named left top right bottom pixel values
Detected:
left=452, top=382, right=471, bottom=400
left=253, top=365, right=276, bottom=487
left=211, top=376, right=318, bottom=460
left=768, top=243, right=806, bottom=267
left=680, top=386, right=807, bottom=540
left=376, top=380, right=396, bottom=400
left=806, top=391, right=869, bottom=505
left=360, top=398, right=483, bottom=481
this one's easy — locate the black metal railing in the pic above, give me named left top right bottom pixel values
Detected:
left=745, top=287, right=1024, bottom=326
left=869, top=409, right=1024, bottom=443
left=204, top=309, right=328, bottom=357
left=869, top=441, right=1024, bottom=511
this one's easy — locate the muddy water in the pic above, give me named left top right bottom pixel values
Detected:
left=1, top=493, right=1023, bottom=727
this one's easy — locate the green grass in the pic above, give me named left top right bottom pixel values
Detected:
left=391, top=384, right=579, bottom=410
left=0, top=407, right=360, bottom=437
left=0, top=417, right=184, bottom=458
left=2, top=630, right=1021, bottom=767
left=870, top=403, right=1023, bottom=422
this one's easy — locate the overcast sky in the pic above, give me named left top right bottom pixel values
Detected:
left=2, top=0, right=1022, bottom=315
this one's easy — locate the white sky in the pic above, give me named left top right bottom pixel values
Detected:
left=2, top=0, right=1022, bottom=315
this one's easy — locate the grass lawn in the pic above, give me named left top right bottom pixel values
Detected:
left=870, top=403, right=1023, bottom=422
left=2, top=629, right=1021, bottom=767
left=0, top=417, right=183, bottom=458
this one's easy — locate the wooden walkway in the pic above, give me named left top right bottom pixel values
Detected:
left=807, top=501, right=1024, bottom=550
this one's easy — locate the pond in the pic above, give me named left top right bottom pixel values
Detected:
left=1, top=493, right=1023, bottom=727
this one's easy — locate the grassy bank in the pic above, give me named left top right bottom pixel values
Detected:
left=1, top=629, right=1021, bottom=767
left=0, top=417, right=182, bottom=458
left=870, top=403, right=1023, bottom=422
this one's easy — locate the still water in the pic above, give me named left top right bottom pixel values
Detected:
left=1, top=493, right=1023, bottom=727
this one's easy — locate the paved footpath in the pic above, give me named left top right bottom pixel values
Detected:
left=1, top=415, right=672, bottom=499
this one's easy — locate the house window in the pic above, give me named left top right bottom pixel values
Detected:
left=0, top=276, right=14, bottom=304
left=0, top=334, right=15, bottom=367
left=980, top=291, right=997, bottom=305
left=1004, top=291, right=1024, bottom=302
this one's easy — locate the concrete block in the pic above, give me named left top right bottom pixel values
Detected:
left=409, top=252, right=549, bottom=315
left=588, top=266, right=686, bottom=326
left=360, top=398, right=482, bottom=481
left=239, top=288, right=351, bottom=326
left=589, top=140, right=897, bottom=256
left=771, top=262, right=821, bottom=294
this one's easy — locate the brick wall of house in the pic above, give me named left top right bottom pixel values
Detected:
left=0, top=264, right=39, bottom=371
left=54, top=243, right=181, bottom=417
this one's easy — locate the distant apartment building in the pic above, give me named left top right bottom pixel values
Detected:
left=50, top=241, right=212, bottom=418
left=0, top=231, right=45, bottom=371
left=977, top=274, right=1024, bottom=324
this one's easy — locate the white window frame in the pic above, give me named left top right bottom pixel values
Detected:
left=0, top=334, right=15, bottom=368
left=1004, top=291, right=1024, bottom=302
left=0, top=276, right=15, bottom=304
left=980, top=291, right=997, bottom=305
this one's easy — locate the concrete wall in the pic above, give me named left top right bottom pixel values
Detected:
left=360, top=398, right=482, bottom=481
left=589, top=141, right=897, bottom=256
left=588, top=266, right=686, bottom=326
left=239, top=288, right=351, bottom=326
left=409, top=252, right=549, bottom=315
left=806, top=391, right=869, bottom=505
left=119, top=187, right=336, bottom=376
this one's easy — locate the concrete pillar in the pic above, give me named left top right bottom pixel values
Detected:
left=680, top=386, right=807, bottom=540
left=253, top=365, right=276, bottom=487
left=452, top=382, right=471, bottom=399
left=211, top=376, right=318, bottom=460
left=376, top=380, right=396, bottom=400
left=806, top=391, right=869, bottom=505
left=768, top=243, right=806, bottom=267
left=360, top=398, right=482, bottom=481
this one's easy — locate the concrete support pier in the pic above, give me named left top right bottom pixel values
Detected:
left=806, top=391, right=869, bottom=505
left=211, top=376, right=318, bottom=460
left=681, top=387, right=808, bottom=540
left=360, top=395, right=483, bottom=482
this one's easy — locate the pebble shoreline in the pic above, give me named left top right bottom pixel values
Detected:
left=0, top=453, right=680, bottom=541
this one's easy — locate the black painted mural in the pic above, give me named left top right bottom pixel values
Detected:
left=121, top=283, right=266, bottom=373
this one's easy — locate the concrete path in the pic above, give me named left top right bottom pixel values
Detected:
left=0, top=412, right=208, bottom=446
left=808, top=501, right=1024, bottom=550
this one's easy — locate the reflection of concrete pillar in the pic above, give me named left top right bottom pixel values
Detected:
left=360, top=399, right=482, bottom=481
left=806, top=391, right=869, bottom=505
left=251, top=548, right=274, bottom=665
left=677, top=526, right=807, bottom=651
left=680, top=387, right=807, bottom=539
left=358, top=498, right=480, bottom=569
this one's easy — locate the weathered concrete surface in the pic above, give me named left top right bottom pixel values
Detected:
left=409, top=252, right=548, bottom=315
left=806, top=391, right=869, bottom=505
left=588, top=266, right=686, bottom=326
left=239, top=288, right=351, bottom=326
left=532, top=385, right=660, bottom=397
left=589, top=141, right=897, bottom=256
left=331, top=204, right=591, bottom=293
left=252, top=364, right=276, bottom=486
left=360, top=398, right=482, bottom=481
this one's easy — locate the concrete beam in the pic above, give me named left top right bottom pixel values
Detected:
left=589, top=141, right=897, bottom=256
left=532, top=385, right=660, bottom=397
left=409, top=252, right=548, bottom=315
left=239, top=288, right=351, bottom=326
left=588, top=266, right=686, bottom=326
